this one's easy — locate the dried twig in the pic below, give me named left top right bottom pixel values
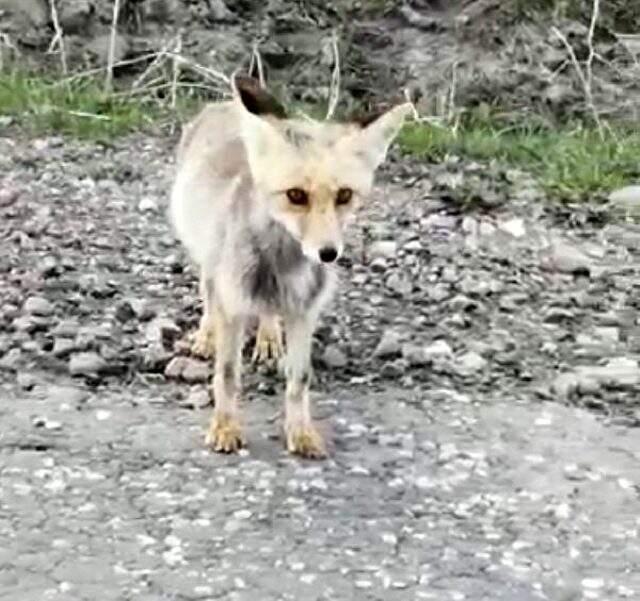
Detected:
left=585, top=0, right=600, bottom=93
left=164, top=53, right=229, bottom=85
left=447, top=60, right=459, bottom=122
left=249, top=42, right=265, bottom=88
left=105, top=0, right=121, bottom=93
left=48, top=0, right=68, bottom=76
left=132, top=40, right=176, bottom=90
left=170, top=33, right=183, bottom=110
left=0, top=33, right=19, bottom=72
left=325, top=31, right=341, bottom=120
left=551, top=0, right=604, bottom=139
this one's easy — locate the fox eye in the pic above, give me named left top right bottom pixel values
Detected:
left=336, top=187, right=353, bottom=206
left=286, top=188, right=308, bottom=206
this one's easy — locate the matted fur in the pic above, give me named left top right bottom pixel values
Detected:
left=169, top=75, right=412, bottom=458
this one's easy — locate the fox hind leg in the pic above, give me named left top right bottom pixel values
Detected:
left=191, top=270, right=217, bottom=359
left=252, top=314, right=284, bottom=365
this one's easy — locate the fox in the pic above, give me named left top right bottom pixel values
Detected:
left=169, top=73, right=413, bottom=459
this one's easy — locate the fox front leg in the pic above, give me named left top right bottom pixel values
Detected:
left=205, top=306, right=246, bottom=453
left=282, top=314, right=326, bottom=459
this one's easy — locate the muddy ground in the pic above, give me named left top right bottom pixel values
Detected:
left=1, top=127, right=640, bottom=600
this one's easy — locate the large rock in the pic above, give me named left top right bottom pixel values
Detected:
left=609, top=186, right=640, bottom=217
left=0, top=0, right=48, bottom=28
left=59, top=0, right=94, bottom=35
left=85, top=33, right=130, bottom=65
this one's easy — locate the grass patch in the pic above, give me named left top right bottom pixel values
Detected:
left=398, top=118, right=640, bottom=201
left=2, top=71, right=637, bottom=202
left=0, top=71, right=198, bottom=139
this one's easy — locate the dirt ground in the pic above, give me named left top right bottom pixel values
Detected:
left=1, top=127, right=640, bottom=599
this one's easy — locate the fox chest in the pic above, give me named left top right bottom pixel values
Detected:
left=242, top=252, right=327, bottom=313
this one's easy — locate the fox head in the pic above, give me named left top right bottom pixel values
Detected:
left=232, top=74, right=413, bottom=264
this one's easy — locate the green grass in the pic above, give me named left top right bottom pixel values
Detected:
left=0, top=71, right=196, bottom=139
left=398, top=118, right=640, bottom=201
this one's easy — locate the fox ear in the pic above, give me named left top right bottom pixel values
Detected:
left=231, top=74, right=291, bottom=176
left=231, top=74, right=287, bottom=119
left=346, top=102, right=414, bottom=169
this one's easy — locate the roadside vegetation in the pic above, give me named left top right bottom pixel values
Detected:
left=1, top=70, right=637, bottom=202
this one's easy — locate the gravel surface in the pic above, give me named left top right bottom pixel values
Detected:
left=1, top=132, right=640, bottom=600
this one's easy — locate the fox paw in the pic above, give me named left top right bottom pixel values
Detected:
left=191, top=323, right=216, bottom=359
left=285, top=422, right=327, bottom=459
left=252, top=318, right=284, bottom=364
left=205, top=413, right=245, bottom=453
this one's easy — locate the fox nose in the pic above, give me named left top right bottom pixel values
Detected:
left=318, top=246, right=338, bottom=263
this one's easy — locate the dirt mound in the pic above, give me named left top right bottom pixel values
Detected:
left=0, top=0, right=638, bottom=121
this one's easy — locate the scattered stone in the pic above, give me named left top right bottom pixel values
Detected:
left=610, top=185, right=640, bottom=216
left=86, top=33, right=130, bottom=64
left=17, top=372, right=37, bottom=390
left=454, top=351, right=487, bottom=376
left=0, top=187, right=20, bottom=207
left=369, top=240, right=397, bottom=259
left=45, top=385, right=89, bottom=405
left=424, top=340, right=453, bottom=358
left=0, top=349, right=22, bottom=372
left=52, top=338, right=76, bottom=358
left=181, top=388, right=211, bottom=409
left=541, top=239, right=591, bottom=275
left=181, top=359, right=209, bottom=383
left=551, top=372, right=580, bottom=400
left=146, top=317, right=181, bottom=349
left=373, top=329, right=402, bottom=358
left=114, top=300, right=136, bottom=323
left=165, top=356, right=188, bottom=379
left=138, top=197, right=158, bottom=212
left=322, top=345, right=348, bottom=368
left=402, top=344, right=431, bottom=367
left=69, top=352, right=108, bottom=377
left=23, top=296, right=54, bottom=316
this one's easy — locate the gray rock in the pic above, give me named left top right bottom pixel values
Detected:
left=86, top=33, right=130, bottom=64
left=51, top=319, right=80, bottom=338
left=373, top=329, right=402, bottom=358
left=385, top=272, right=412, bottom=296
left=208, top=0, right=235, bottom=21
left=424, top=340, right=453, bottom=358
left=24, top=296, right=54, bottom=316
left=609, top=185, right=640, bottom=216
left=16, top=372, right=36, bottom=390
left=454, top=351, right=487, bottom=376
left=402, top=344, right=431, bottom=367
left=1, top=0, right=48, bottom=28
left=322, top=345, right=348, bottom=368
left=114, top=300, right=136, bottom=323
left=52, top=338, right=76, bottom=358
left=588, top=357, right=640, bottom=388
left=181, top=359, right=210, bottom=384
left=541, top=239, right=591, bottom=275
left=369, top=240, right=397, bottom=259
left=59, top=0, right=94, bottom=34
left=551, top=372, right=580, bottom=400
left=164, top=356, right=188, bottom=379
left=0, top=187, right=19, bottom=207
left=0, top=349, right=21, bottom=372
left=46, top=385, right=89, bottom=405
left=69, top=352, right=107, bottom=376
left=182, top=388, right=211, bottom=409
left=146, top=317, right=181, bottom=349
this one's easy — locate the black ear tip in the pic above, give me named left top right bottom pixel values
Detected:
left=232, top=73, right=287, bottom=119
